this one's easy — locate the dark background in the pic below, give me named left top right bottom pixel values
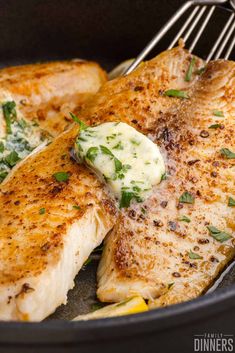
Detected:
left=0, top=0, right=233, bottom=70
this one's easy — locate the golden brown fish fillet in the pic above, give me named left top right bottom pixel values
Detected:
left=0, top=125, right=116, bottom=321
left=0, top=47, right=199, bottom=321
left=0, top=60, right=106, bottom=136
left=80, top=50, right=235, bottom=306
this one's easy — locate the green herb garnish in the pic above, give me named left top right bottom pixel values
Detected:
left=185, top=57, right=196, bottom=82
left=179, top=191, right=195, bottom=204
left=0, top=171, right=7, bottom=182
left=113, top=141, right=124, bottom=150
left=86, top=147, right=99, bottom=163
left=119, top=191, right=142, bottom=208
left=70, top=112, right=87, bottom=131
left=130, top=139, right=141, bottom=146
left=5, top=151, right=21, bottom=167
left=213, top=110, right=224, bottom=117
left=39, top=208, right=46, bottom=215
left=228, top=197, right=235, bottom=207
left=179, top=215, right=191, bottom=223
left=73, top=205, right=81, bottom=210
left=207, top=225, right=232, bottom=243
left=220, top=148, right=235, bottom=159
left=0, top=142, right=4, bottom=153
left=188, top=250, right=202, bottom=260
left=164, top=89, right=189, bottom=99
left=209, top=124, right=222, bottom=129
left=161, top=172, right=167, bottom=181
left=53, top=171, right=69, bottom=182
left=2, top=101, right=17, bottom=134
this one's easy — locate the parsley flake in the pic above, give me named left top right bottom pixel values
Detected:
left=188, top=250, right=202, bottom=260
left=213, top=110, right=224, bottom=117
left=228, top=197, right=235, bottom=207
left=53, top=171, right=69, bottom=182
left=164, top=89, right=189, bottom=99
left=86, top=147, right=99, bottom=163
left=70, top=112, right=87, bottom=131
left=39, top=208, right=46, bottom=215
left=209, top=124, right=222, bottom=129
left=220, top=148, right=235, bottom=159
left=179, top=191, right=195, bottom=204
left=185, top=57, right=196, bottom=82
left=207, top=225, right=232, bottom=243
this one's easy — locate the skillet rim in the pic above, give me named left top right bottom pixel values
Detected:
left=0, top=283, right=234, bottom=344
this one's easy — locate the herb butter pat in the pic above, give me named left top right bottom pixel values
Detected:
left=75, top=122, right=165, bottom=207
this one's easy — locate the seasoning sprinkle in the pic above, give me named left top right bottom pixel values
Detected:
left=179, top=215, right=191, bottom=223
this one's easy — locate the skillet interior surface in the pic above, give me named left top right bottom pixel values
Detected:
left=0, top=0, right=234, bottom=340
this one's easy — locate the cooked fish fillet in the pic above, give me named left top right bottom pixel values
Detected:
left=79, top=48, right=235, bottom=306
left=0, top=125, right=116, bottom=321
left=0, top=47, right=197, bottom=321
left=0, top=60, right=106, bottom=136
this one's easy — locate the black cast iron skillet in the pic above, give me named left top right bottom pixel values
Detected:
left=0, top=1, right=234, bottom=352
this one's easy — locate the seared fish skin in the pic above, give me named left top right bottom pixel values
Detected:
left=0, top=60, right=106, bottom=136
left=80, top=49, right=235, bottom=306
left=0, top=125, right=116, bottom=321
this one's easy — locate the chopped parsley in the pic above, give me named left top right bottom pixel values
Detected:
left=220, top=148, right=235, bottom=159
left=179, top=191, right=195, bottom=204
left=119, top=190, right=142, bottom=208
left=113, top=141, right=124, bottom=150
left=130, top=139, right=141, bottom=146
left=179, top=215, right=191, bottom=223
left=53, top=171, right=69, bottom=182
left=161, top=172, right=167, bottom=181
left=207, top=225, right=232, bottom=243
left=73, top=205, right=81, bottom=210
left=70, top=112, right=87, bottom=131
left=86, top=147, right=99, bottom=163
left=2, top=101, right=17, bottom=134
left=228, top=197, right=235, bottom=207
left=164, top=89, right=189, bottom=99
left=5, top=151, right=21, bottom=167
left=209, top=124, right=222, bottom=129
left=0, top=171, right=7, bottom=182
left=39, top=208, right=46, bottom=215
left=185, top=57, right=196, bottom=82
left=213, top=110, right=224, bottom=117
left=188, top=250, right=202, bottom=260
left=0, top=142, right=4, bottom=153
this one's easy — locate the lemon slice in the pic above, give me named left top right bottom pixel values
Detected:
left=73, top=296, right=148, bottom=321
